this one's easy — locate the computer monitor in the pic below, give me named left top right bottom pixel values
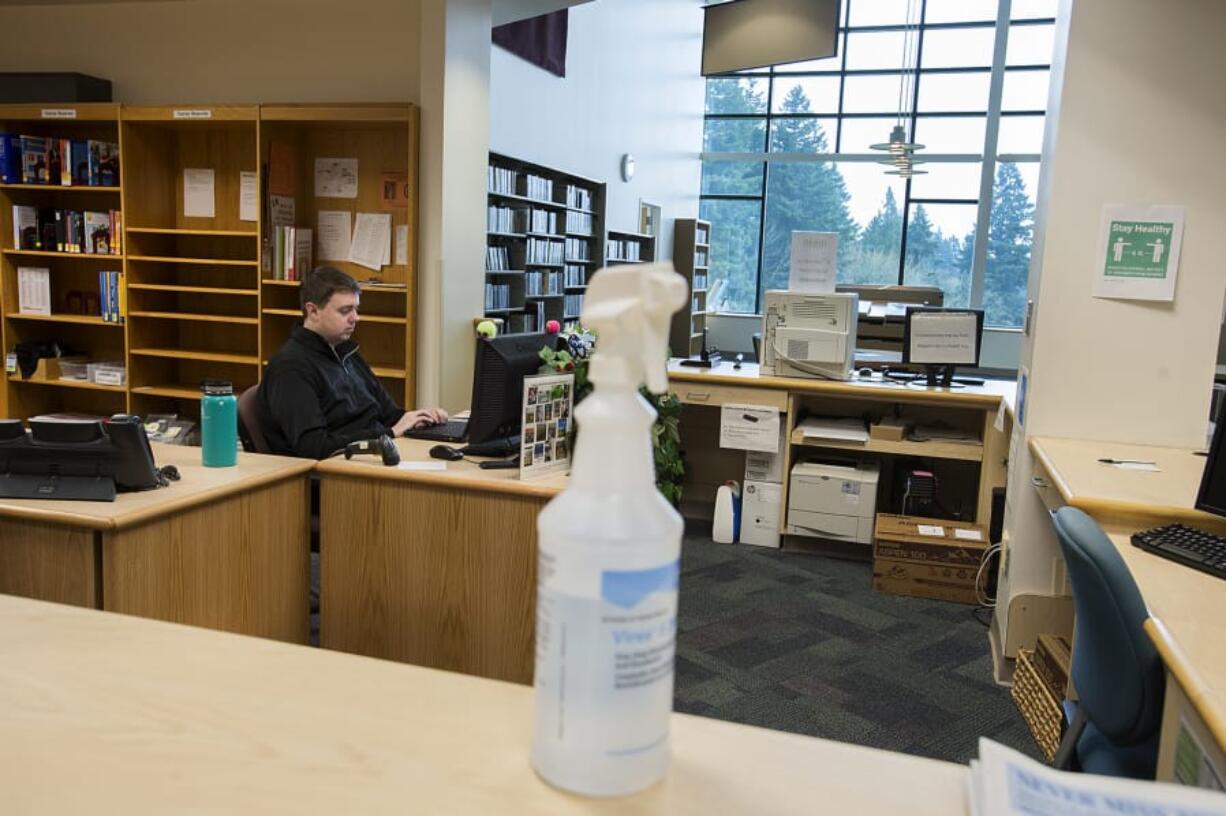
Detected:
left=1196, top=417, right=1226, bottom=518
left=467, top=332, right=547, bottom=446
left=901, top=307, right=984, bottom=388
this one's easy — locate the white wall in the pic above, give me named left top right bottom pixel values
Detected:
left=488, top=0, right=706, bottom=264
left=996, top=0, right=1226, bottom=652
left=0, top=0, right=421, bottom=104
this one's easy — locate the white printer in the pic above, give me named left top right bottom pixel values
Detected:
left=760, top=290, right=859, bottom=380
left=786, top=459, right=880, bottom=545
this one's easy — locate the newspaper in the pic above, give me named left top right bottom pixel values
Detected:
left=969, top=738, right=1226, bottom=816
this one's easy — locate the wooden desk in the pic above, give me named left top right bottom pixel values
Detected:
left=0, top=443, right=312, bottom=643
left=316, top=438, right=566, bottom=683
left=0, top=594, right=967, bottom=815
left=1028, top=436, right=1226, bottom=785
left=668, top=361, right=1014, bottom=530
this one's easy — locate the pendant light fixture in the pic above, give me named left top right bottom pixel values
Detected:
left=870, top=0, right=926, bottom=176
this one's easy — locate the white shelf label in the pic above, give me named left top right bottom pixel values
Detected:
left=173, top=109, right=213, bottom=120
left=41, top=109, right=77, bottom=119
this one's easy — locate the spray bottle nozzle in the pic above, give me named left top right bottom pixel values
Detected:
left=580, top=263, right=688, bottom=393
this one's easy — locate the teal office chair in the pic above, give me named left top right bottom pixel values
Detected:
left=1050, top=507, right=1165, bottom=778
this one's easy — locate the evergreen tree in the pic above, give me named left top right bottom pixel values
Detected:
left=861, top=188, right=902, bottom=256
left=984, top=163, right=1034, bottom=327
left=759, top=84, right=859, bottom=299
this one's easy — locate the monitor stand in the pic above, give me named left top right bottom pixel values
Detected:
left=903, top=365, right=966, bottom=389
left=0, top=473, right=117, bottom=501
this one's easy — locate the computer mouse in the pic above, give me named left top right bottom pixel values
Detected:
left=429, top=444, right=465, bottom=461
left=858, top=367, right=874, bottom=378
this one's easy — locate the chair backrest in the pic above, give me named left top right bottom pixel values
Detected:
left=236, top=386, right=270, bottom=454
left=1052, top=507, right=1165, bottom=745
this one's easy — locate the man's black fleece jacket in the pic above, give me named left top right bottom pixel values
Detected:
left=257, top=324, right=402, bottom=460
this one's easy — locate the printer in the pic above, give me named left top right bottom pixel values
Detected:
left=760, top=290, right=858, bottom=380
left=787, top=459, right=880, bottom=545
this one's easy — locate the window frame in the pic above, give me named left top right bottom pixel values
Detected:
left=699, top=0, right=1053, bottom=327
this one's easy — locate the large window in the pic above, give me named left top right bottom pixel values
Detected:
left=699, top=0, right=1055, bottom=329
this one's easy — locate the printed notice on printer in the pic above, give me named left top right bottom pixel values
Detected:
left=908, top=311, right=977, bottom=365
left=720, top=404, right=780, bottom=453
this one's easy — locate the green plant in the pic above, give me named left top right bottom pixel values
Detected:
left=537, top=329, right=684, bottom=504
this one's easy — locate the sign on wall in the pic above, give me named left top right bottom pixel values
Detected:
left=1093, top=204, right=1185, bottom=302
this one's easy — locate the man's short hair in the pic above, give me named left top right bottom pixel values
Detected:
left=300, top=266, right=360, bottom=314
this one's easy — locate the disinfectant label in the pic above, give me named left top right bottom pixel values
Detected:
left=533, top=556, right=679, bottom=758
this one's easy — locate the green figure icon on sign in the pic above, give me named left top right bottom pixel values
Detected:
left=1147, top=237, right=1165, bottom=263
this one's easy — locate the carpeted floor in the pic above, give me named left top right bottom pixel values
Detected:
left=674, top=533, right=1041, bottom=765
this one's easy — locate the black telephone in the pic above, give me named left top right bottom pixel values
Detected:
left=104, top=414, right=164, bottom=491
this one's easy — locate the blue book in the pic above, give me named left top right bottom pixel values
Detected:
left=0, top=134, right=19, bottom=184
left=71, top=140, right=89, bottom=186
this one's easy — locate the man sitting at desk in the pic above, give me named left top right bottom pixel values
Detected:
left=258, top=266, right=447, bottom=459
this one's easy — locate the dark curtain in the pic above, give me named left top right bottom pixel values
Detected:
left=492, top=10, right=568, bottom=78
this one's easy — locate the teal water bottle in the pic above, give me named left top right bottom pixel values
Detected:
left=201, top=380, right=238, bottom=467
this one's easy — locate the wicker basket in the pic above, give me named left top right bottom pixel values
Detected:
left=1012, top=647, right=1064, bottom=762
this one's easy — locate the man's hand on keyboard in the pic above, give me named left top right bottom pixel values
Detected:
left=392, top=407, right=450, bottom=437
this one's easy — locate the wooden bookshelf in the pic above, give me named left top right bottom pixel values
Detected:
left=485, top=152, right=606, bottom=335
left=0, top=102, right=419, bottom=425
left=0, top=103, right=124, bottom=420
left=671, top=218, right=710, bottom=358
left=259, top=104, right=417, bottom=405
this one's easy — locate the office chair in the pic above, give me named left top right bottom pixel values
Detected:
left=1050, top=507, right=1166, bottom=778
left=237, top=387, right=270, bottom=454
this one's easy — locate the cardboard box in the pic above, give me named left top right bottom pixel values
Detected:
left=872, top=559, right=981, bottom=604
left=870, top=417, right=909, bottom=442
left=871, top=513, right=989, bottom=605
left=1032, top=634, right=1072, bottom=700
left=740, top=479, right=782, bottom=548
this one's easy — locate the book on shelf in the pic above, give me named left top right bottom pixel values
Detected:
left=565, top=184, right=591, bottom=211
left=83, top=211, right=113, bottom=254
left=605, top=238, right=642, bottom=262
left=564, top=237, right=589, bottom=261
left=97, top=270, right=124, bottom=323
left=486, top=245, right=511, bottom=272
left=520, top=173, right=553, bottom=202
left=529, top=208, right=557, bottom=235
left=17, top=266, right=51, bottom=315
left=487, top=204, right=523, bottom=234
left=20, top=135, right=48, bottom=184
left=693, top=272, right=708, bottom=290
left=565, top=210, right=592, bottom=235
left=524, top=270, right=543, bottom=297
left=484, top=282, right=512, bottom=311
left=270, top=225, right=313, bottom=281
left=0, top=134, right=19, bottom=184
left=564, top=264, right=586, bottom=288
left=12, top=205, right=37, bottom=249
left=526, top=236, right=563, bottom=264
left=3, top=134, right=118, bottom=186
left=488, top=165, right=517, bottom=196
left=564, top=293, right=584, bottom=317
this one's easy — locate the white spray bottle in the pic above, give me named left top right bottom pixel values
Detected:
left=531, top=262, right=689, bottom=797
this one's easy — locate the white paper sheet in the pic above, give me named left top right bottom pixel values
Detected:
left=917, top=525, right=946, bottom=537
left=317, top=210, right=352, bottom=262
left=788, top=231, right=838, bottom=294
left=394, top=224, right=409, bottom=265
left=315, top=157, right=359, bottom=198
left=349, top=212, right=392, bottom=272
left=720, top=404, right=782, bottom=453
left=269, top=195, right=295, bottom=228
left=954, top=528, right=984, bottom=541
left=398, top=461, right=447, bottom=472
left=17, top=267, right=50, bottom=314
left=183, top=168, right=215, bottom=218
left=1115, top=461, right=1161, bottom=472
left=239, top=171, right=258, bottom=222
left=907, top=311, right=978, bottom=365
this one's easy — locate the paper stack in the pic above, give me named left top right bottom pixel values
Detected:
left=968, top=738, right=1226, bottom=815
left=796, top=416, right=869, bottom=444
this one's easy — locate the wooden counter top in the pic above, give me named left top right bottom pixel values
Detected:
left=0, top=594, right=968, bottom=815
left=0, top=443, right=313, bottom=531
left=314, top=437, right=567, bottom=499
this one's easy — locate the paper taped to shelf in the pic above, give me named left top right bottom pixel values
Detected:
left=239, top=171, right=258, bottom=222
left=720, top=404, right=781, bottom=453
left=183, top=168, right=215, bottom=218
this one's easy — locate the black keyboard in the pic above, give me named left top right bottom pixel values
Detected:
left=1131, top=523, right=1226, bottom=580
left=404, top=419, right=468, bottom=443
